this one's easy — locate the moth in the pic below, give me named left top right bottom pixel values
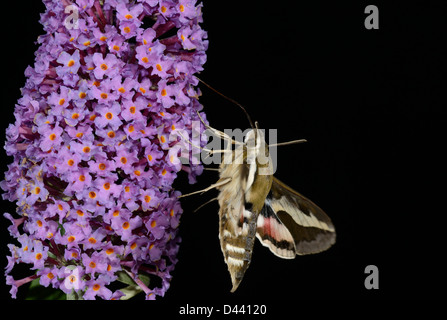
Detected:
left=182, top=81, right=336, bottom=292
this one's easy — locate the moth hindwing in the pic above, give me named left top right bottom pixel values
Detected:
left=208, top=125, right=336, bottom=292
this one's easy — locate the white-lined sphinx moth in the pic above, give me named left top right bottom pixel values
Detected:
left=183, top=80, right=336, bottom=292
left=211, top=126, right=336, bottom=292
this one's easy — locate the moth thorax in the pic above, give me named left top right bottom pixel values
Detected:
left=243, top=129, right=270, bottom=164
left=243, top=129, right=273, bottom=191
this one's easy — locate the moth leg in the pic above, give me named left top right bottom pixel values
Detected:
left=203, top=167, right=220, bottom=171
left=178, top=177, right=232, bottom=198
left=175, top=130, right=233, bottom=159
left=175, top=130, right=213, bottom=153
left=201, top=149, right=234, bottom=164
left=196, top=111, right=243, bottom=145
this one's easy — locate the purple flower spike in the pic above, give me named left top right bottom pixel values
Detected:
left=2, top=0, right=208, bottom=300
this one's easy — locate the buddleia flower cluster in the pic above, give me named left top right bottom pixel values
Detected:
left=2, top=0, right=208, bottom=300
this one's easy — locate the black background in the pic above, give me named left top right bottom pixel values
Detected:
left=1, top=0, right=446, bottom=303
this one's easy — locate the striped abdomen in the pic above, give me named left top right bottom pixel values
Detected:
left=219, top=207, right=258, bottom=292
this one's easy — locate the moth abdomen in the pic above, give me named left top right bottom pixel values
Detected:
left=221, top=210, right=258, bottom=292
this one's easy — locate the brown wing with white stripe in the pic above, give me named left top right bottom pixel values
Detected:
left=256, top=177, right=336, bottom=256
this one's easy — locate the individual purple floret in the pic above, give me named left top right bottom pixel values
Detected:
left=2, top=0, right=208, bottom=300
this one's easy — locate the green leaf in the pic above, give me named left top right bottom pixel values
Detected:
left=47, top=251, right=58, bottom=260
left=116, top=270, right=137, bottom=286
left=117, top=269, right=151, bottom=286
left=58, top=223, right=66, bottom=236
left=116, top=269, right=151, bottom=299
left=137, top=272, right=150, bottom=287
left=119, top=285, right=143, bottom=300
left=66, top=289, right=83, bottom=300
left=26, top=278, right=66, bottom=300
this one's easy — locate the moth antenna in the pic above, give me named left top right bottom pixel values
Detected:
left=197, top=77, right=255, bottom=129
left=269, top=139, right=308, bottom=147
left=254, top=121, right=260, bottom=142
